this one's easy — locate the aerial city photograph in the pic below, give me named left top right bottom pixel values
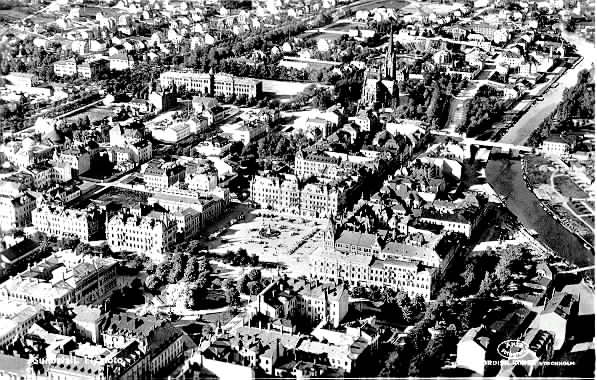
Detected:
left=0, top=0, right=594, bottom=378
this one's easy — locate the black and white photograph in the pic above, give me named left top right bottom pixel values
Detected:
left=0, top=0, right=594, bottom=378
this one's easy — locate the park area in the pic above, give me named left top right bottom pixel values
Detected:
left=525, top=156, right=555, bottom=185
left=525, top=155, right=594, bottom=239
left=553, top=175, right=589, bottom=199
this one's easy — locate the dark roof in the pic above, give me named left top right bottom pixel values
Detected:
left=542, top=292, right=577, bottom=319
left=102, top=312, right=183, bottom=357
left=0, top=239, right=39, bottom=264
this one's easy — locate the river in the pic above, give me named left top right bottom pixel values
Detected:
left=486, top=32, right=595, bottom=267
left=499, top=31, right=596, bottom=145
left=486, top=159, right=592, bottom=267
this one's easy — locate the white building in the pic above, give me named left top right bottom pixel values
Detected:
left=0, top=300, right=43, bottom=347
left=0, top=250, right=118, bottom=312
left=151, top=120, right=192, bottom=143
left=106, top=211, right=177, bottom=262
left=0, top=193, right=36, bottom=232
left=32, top=204, right=102, bottom=242
left=541, top=135, right=571, bottom=157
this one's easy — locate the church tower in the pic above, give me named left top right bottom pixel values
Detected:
left=384, top=26, right=396, bottom=81
left=324, top=216, right=336, bottom=251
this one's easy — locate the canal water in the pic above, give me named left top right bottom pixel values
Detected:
left=486, top=158, right=593, bottom=267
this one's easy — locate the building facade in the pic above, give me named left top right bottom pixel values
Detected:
left=143, top=160, right=186, bottom=189
left=309, top=222, right=437, bottom=300
left=159, top=70, right=262, bottom=99
left=32, top=204, right=102, bottom=242
left=0, top=193, right=36, bottom=232
left=250, top=174, right=345, bottom=218
left=53, top=58, right=78, bottom=77
left=0, top=300, right=43, bottom=347
left=0, top=250, right=118, bottom=312
left=294, top=150, right=342, bottom=180
left=106, top=211, right=177, bottom=261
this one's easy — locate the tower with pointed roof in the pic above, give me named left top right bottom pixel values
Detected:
left=383, top=25, right=396, bottom=81
left=324, top=216, right=337, bottom=251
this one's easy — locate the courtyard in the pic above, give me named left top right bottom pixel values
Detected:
left=204, top=203, right=324, bottom=278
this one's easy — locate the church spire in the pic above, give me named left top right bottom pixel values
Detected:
left=385, top=24, right=396, bottom=81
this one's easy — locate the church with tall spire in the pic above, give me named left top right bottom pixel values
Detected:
left=359, top=26, right=408, bottom=110
left=383, top=28, right=397, bottom=81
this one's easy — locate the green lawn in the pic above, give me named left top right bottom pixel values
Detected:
left=554, top=176, right=589, bottom=199
left=526, top=156, right=554, bottom=185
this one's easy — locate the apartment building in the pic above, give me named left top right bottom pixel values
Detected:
left=3, top=72, right=37, bottom=88
left=419, top=207, right=482, bottom=238
left=107, top=53, right=134, bottom=71
left=0, top=300, right=44, bottom=347
left=32, top=204, right=102, bottom=242
left=250, top=174, right=300, bottom=213
left=143, top=159, right=186, bottom=189
left=24, top=161, right=73, bottom=189
left=0, top=238, right=40, bottom=277
left=541, top=135, right=571, bottom=157
left=0, top=193, right=36, bottom=232
left=173, top=208, right=202, bottom=239
left=153, top=119, right=193, bottom=144
left=53, top=58, right=78, bottom=77
left=250, top=174, right=346, bottom=218
left=2, top=139, right=54, bottom=169
left=58, top=146, right=91, bottom=176
left=0, top=250, right=118, bottom=311
left=130, top=139, right=153, bottom=163
left=203, top=318, right=379, bottom=376
left=109, top=123, right=147, bottom=146
left=252, top=278, right=349, bottom=328
left=148, top=191, right=225, bottom=229
left=159, top=70, right=262, bottom=98
left=295, top=150, right=342, bottom=180
left=77, top=58, right=109, bottom=79
left=300, top=182, right=342, bottom=218
left=101, top=312, right=185, bottom=375
left=204, top=326, right=301, bottom=376
left=106, top=210, right=176, bottom=261
left=44, top=340, right=151, bottom=380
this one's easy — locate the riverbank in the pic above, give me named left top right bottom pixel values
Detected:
left=520, top=156, right=594, bottom=249
left=486, top=159, right=593, bottom=268
left=498, top=32, right=595, bottom=146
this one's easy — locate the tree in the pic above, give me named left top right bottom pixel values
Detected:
left=247, top=280, right=263, bottom=295
left=145, top=274, right=161, bottom=292
left=350, top=285, right=367, bottom=298
left=183, top=256, right=200, bottom=283
left=184, top=285, right=197, bottom=309
left=408, top=320, right=430, bottom=353
left=195, top=256, right=212, bottom=290
left=477, top=271, right=499, bottom=297
left=413, top=295, right=427, bottom=315
left=461, top=262, right=477, bottom=289
left=225, top=286, right=241, bottom=308
left=168, top=253, right=186, bottom=283
left=248, top=269, right=261, bottom=282
left=75, top=242, right=93, bottom=256
left=237, top=274, right=249, bottom=294
left=155, top=261, right=172, bottom=283
left=61, top=236, right=80, bottom=250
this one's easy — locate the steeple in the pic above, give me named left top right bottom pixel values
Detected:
left=385, top=25, right=396, bottom=81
